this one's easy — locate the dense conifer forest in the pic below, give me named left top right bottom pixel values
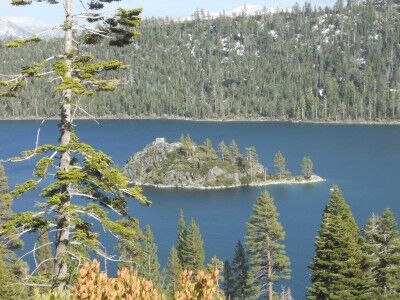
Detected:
left=1, top=0, right=400, bottom=121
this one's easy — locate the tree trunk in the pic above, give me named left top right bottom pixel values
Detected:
left=267, top=250, right=273, bottom=300
left=53, top=0, right=73, bottom=291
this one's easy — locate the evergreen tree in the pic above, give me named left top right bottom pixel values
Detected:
left=0, top=163, right=12, bottom=238
left=0, top=162, right=12, bottom=227
left=274, top=151, right=289, bottom=179
left=176, top=209, right=187, bottom=266
left=223, top=260, right=235, bottom=300
left=179, top=134, right=195, bottom=157
left=308, top=186, right=370, bottom=299
left=0, top=162, right=28, bottom=294
left=230, top=139, right=243, bottom=166
left=36, top=227, right=54, bottom=276
left=0, top=249, right=28, bottom=299
left=203, top=138, right=217, bottom=158
left=301, top=156, right=314, bottom=179
left=1, top=0, right=150, bottom=290
left=231, top=240, right=250, bottom=299
left=360, top=213, right=381, bottom=298
left=115, top=218, right=143, bottom=273
left=0, top=163, right=7, bottom=194
left=207, top=256, right=224, bottom=286
left=218, top=141, right=231, bottom=161
left=181, top=219, right=205, bottom=272
left=136, top=225, right=161, bottom=286
left=246, top=191, right=291, bottom=299
left=246, top=146, right=259, bottom=182
left=166, top=246, right=182, bottom=293
left=378, top=209, right=400, bottom=298
left=363, top=208, right=400, bottom=298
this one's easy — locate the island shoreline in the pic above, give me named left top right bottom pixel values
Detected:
left=133, top=175, right=326, bottom=190
left=1, top=115, right=400, bottom=126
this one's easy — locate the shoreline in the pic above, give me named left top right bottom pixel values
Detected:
left=134, top=175, right=326, bottom=190
left=1, top=114, right=400, bottom=126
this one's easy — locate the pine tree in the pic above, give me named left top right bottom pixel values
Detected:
left=378, top=209, right=400, bottom=298
left=203, top=138, right=217, bottom=158
left=0, top=249, right=28, bottom=299
left=0, top=163, right=28, bottom=293
left=274, top=151, right=289, bottom=179
left=218, top=141, right=231, bottom=161
left=177, top=209, right=187, bottom=266
left=136, top=225, right=161, bottom=286
left=0, top=163, right=12, bottom=237
left=301, top=156, right=314, bottom=179
left=1, top=0, right=149, bottom=290
left=36, top=227, right=54, bottom=276
left=360, top=214, right=381, bottom=298
left=179, top=134, right=195, bottom=157
left=230, top=139, right=243, bottom=166
left=0, top=163, right=7, bottom=194
left=363, top=209, right=400, bottom=298
left=246, top=191, right=291, bottom=299
left=231, top=240, right=250, bottom=299
left=308, top=186, right=369, bottom=299
left=223, top=260, right=235, bottom=300
left=246, top=146, right=259, bottom=182
left=166, top=246, right=182, bottom=292
left=0, top=162, right=12, bottom=227
left=207, top=256, right=224, bottom=286
left=116, top=218, right=143, bottom=271
left=181, top=219, right=205, bottom=272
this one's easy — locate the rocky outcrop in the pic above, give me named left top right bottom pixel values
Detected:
left=123, top=137, right=324, bottom=189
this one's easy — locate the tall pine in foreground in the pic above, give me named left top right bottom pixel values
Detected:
left=1, top=0, right=150, bottom=291
left=136, top=225, right=161, bottom=286
left=231, top=240, right=250, bottom=299
left=246, top=191, right=291, bottom=300
left=362, top=208, right=400, bottom=298
left=177, top=209, right=187, bottom=266
left=175, top=210, right=205, bottom=272
left=223, top=260, right=235, bottom=299
left=115, top=218, right=143, bottom=271
left=181, top=219, right=205, bottom=271
left=166, top=246, right=182, bottom=293
left=167, top=211, right=206, bottom=293
left=308, top=186, right=371, bottom=299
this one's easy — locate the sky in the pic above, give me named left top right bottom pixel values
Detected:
left=1, top=0, right=336, bottom=23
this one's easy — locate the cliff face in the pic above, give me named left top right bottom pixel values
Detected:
left=122, top=137, right=266, bottom=188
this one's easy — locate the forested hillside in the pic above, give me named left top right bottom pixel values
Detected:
left=1, top=0, right=399, bottom=121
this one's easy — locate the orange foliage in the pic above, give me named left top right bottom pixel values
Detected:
left=73, top=260, right=166, bottom=300
left=174, top=269, right=224, bottom=300
left=71, top=260, right=223, bottom=300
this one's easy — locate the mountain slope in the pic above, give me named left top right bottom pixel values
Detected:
left=0, top=16, right=61, bottom=40
left=0, top=2, right=399, bottom=122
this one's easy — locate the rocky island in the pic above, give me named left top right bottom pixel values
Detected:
left=122, top=136, right=324, bottom=189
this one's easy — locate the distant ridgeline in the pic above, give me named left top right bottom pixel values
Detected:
left=0, top=2, right=400, bottom=122
left=122, top=135, right=323, bottom=189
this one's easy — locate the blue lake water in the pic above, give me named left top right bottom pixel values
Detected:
left=1, top=120, right=399, bottom=299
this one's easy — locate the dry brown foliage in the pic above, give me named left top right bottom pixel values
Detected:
left=174, top=269, right=224, bottom=300
left=73, top=260, right=166, bottom=300
left=34, top=261, right=224, bottom=299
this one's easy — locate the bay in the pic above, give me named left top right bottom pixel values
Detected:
left=1, top=120, right=399, bottom=299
